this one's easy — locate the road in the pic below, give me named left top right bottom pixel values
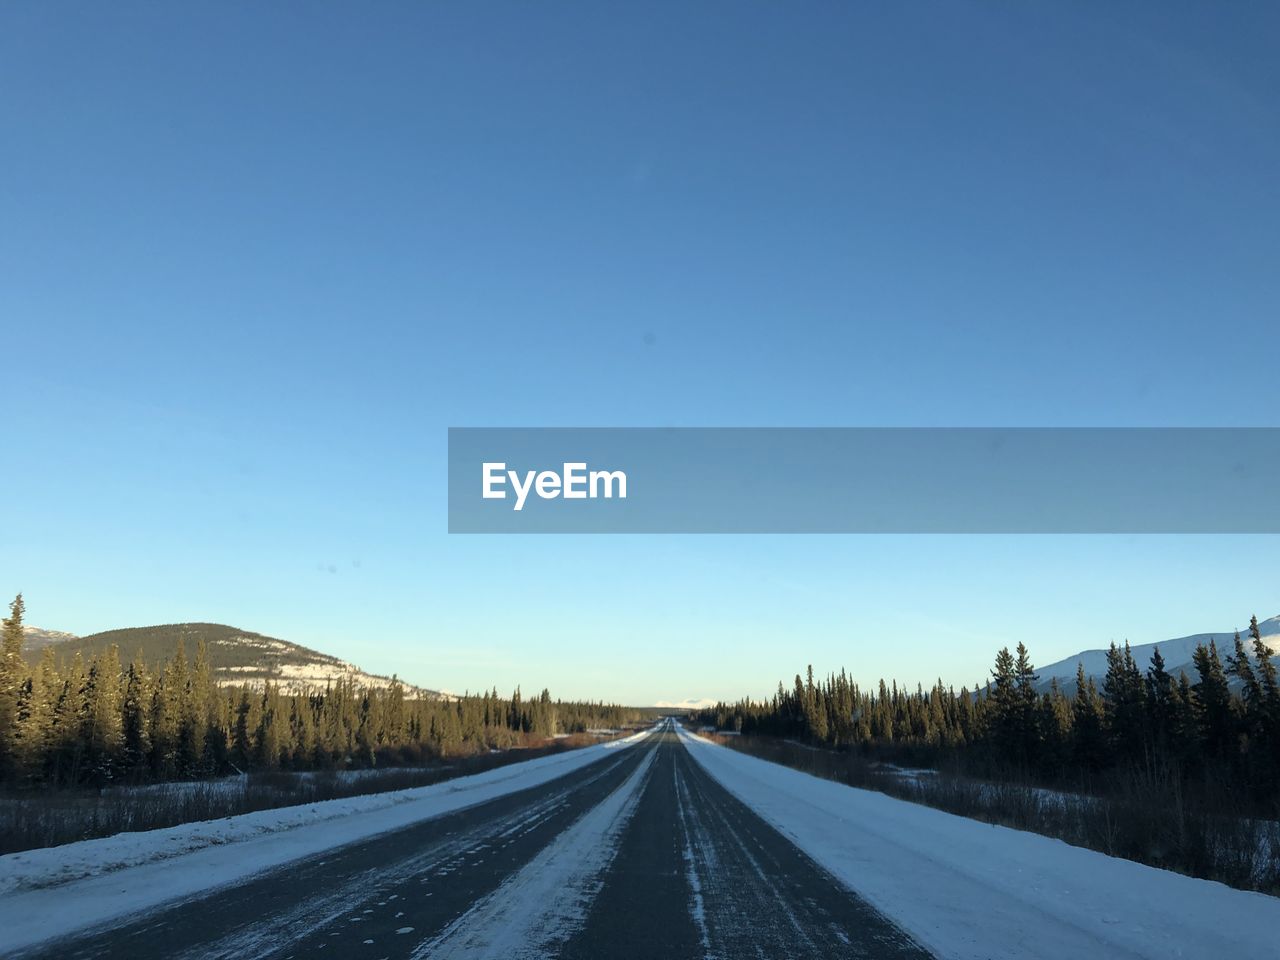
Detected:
left=17, top=721, right=930, bottom=959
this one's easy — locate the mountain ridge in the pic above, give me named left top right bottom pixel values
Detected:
left=1034, top=614, right=1280, bottom=692
left=20, top=622, right=445, bottom=699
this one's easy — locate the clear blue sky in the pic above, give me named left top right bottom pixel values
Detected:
left=2, top=3, right=1277, bottom=704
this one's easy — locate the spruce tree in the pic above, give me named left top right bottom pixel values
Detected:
left=17, top=647, right=58, bottom=781
left=1191, top=641, right=1236, bottom=761
left=81, top=646, right=124, bottom=784
left=0, top=594, right=26, bottom=777
left=148, top=654, right=181, bottom=779
left=1071, top=665, right=1106, bottom=773
left=1227, top=631, right=1262, bottom=711
left=121, top=659, right=151, bottom=777
left=1039, top=680, right=1072, bottom=774
left=255, top=686, right=284, bottom=769
left=988, top=647, right=1018, bottom=765
left=1102, top=642, right=1148, bottom=767
left=231, top=687, right=254, bottom=770
left=49, top=653, right=85, bottom=785
left=1145, top=646, right=1174, bottom=750
left=1246, top=616, right=1279, bottom=792
left=803, top=665, right=829, bottom=742
left=1012, top=643, right=1040, bottom=763
left=1249, top=617, right=1278, bottom=731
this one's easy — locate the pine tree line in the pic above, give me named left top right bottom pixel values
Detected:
left=0, top=596, right=636, bottom=788
left=697, top=617, right=1280, bottom=808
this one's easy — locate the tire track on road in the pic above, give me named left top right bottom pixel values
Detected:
left=562, top=721, right=933, bottom=959
left=410, top=740, right=659, bottom=958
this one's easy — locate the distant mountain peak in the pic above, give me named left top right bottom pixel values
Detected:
left=655, top=697, right=720, bottom=710
left=20, top=625, right=79, bottom=651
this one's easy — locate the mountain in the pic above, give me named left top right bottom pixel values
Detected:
left=20, top=626, right=80, bottom=652
left=20, top=622, right=444, bottom=699
left=1035, top=615, right=1280, bottom=692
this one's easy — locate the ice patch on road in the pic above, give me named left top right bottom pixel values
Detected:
left=410, top=742, right=659, bottom=959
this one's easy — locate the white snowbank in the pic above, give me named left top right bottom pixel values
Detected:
left=0, top=729, right=652, bottom=954
left=676, top=724, right=1280, bottom=960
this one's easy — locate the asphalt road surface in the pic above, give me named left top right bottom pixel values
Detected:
left=18, top=721, right=930, bottom=959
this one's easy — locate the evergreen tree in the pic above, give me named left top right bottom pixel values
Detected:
left=148, top=655, right=181, bottom=779
left=1250, top=616, right=1279, bottom=715
left=0, top=594, right=26, bottom=776
left=255, top=687, right=285, bottom=769
left=1071, top=665, right=1106, bottom=773
left=1245, top=616, right=1279, bottom=791
left=14, top=647, right=57, bottom=781
left=803, top=665, right=829, bottom=742
left=1102, top=642, right=1148, bottom=767
left=1226, top=628, right=1266, bottom=769
left=1039, top=680, right=1072, bottom=773
left=1191, top=641, right=1236, bottom=761
left=509, top=687, right=524, bottom=733
left=1145, top=646, right=1176, bottom=753
left=80, top=646, right=124, bottom=784
left=48, top=652, right=86, bottom=784
left=121, top=659, right=151, bottom=777
left=1012, top=642, right=1040, bottom=763
left=988, top=647, right=1019, bottom=765
left=231, top=687, right=254, bottom=770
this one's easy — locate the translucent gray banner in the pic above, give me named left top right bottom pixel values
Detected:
left=447, top=428, right=1280, bottom=533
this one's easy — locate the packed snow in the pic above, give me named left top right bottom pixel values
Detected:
left=676, top=723, right=1280, bottom=960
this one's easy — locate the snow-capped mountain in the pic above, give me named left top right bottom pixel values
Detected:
left=1035, top=615, right=1280, bottom=691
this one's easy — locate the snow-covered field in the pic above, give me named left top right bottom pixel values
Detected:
left=0, top=729, right=653, bottom=955
left=677, top=723, right=1280, bottom=960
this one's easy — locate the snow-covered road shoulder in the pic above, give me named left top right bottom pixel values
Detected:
left=676, top=723, right=1280, bottom=960
left=0, top=730, right=652, bottom=954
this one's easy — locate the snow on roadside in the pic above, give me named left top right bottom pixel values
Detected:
left=0, top=730, right=652, bottom=955
left=676, top=723, right=1280, bottom=960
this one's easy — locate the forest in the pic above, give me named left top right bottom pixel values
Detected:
left=0, top=596, right=638, bottom=789
left=696, top=616, right=1279, bottom=810
left=691, top=615, right=1280, bottom=889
